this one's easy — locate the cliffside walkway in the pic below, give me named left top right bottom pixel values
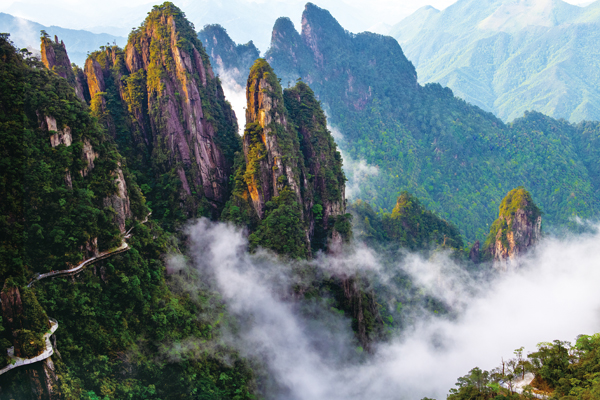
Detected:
left=27, top=241, right=130, bottom=287
left=0, top=318, right=58, bottom=376
left=1, top=213, right=151, bottom=376
left=27, top=212, right=151, bottom=287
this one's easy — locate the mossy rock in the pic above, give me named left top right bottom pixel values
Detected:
left=15, top=329, right=45, bottom=358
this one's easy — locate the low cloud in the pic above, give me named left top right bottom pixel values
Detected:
left=180, top=218, right=600, bottom=399
left=328, top=126, right=379, bottom=200
left=217, top=67, right=246, bottom=135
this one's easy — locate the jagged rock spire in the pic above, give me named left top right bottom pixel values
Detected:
left=484, top=187, right=542, bottom=270
left=223, top=59, right=347, bottom=256
left=40, top=34, right=87, bottom=102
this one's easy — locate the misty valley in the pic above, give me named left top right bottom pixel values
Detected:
left=1, top=1, right=600, bottom=400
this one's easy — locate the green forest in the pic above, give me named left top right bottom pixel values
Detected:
left=263, top=4, right=600, bottom=243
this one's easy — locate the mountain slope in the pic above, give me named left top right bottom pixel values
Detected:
left=0, top=8, right=258, bottom=396
left=257, top=3, right=600, bottom=242
left=391, top=0, right=600, bottom=123
left=73, top=3, right=242, bottom=229
left=197, top=24, right=260, bottom=87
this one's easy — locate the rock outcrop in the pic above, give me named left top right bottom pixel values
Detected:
left=38, top=40, right=141, bottom=239
left=243, top=59, right=305, bottom=220
left=283, top=80, right=346, bottom=251
left=41, top=35, right=86, bottom=102
left=484, top=187, right=542, bottom=270
left=1, top=284, right=50, bottom=358
left=80, top=4, right=240, bottom=220
left=102, top=165, right=132, bottom=234
left=224, top=59, right=348, bottom=256
left=43, top=115, right=72, bottom=148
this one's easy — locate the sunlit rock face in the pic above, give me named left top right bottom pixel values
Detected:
left=80, top=3, right=240, bottom=218
left=41, top=34, right=87, bottom=102
left=224, top=58, right=347, bottom=256
left=484, top=187, right=542, bottom=271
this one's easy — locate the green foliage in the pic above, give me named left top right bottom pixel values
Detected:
left=249, top=188, right=309, bottom=259
left=30, top=220, right=256, bottom=399
left=0, top=35, right=132, bottom=283
left=15, top=329, right=45, bottom=358
left=351, top=192, right=464, bottom=251
left=0, top=32, right=255, bottom=399
left=497, top=187, right=541, bottom=223
left=448, top=333, right=600, bottom=400
left=391, top=1, right=600, bottom=123
left=265, top=5, right=600, bottom=243
left=20, top=287, right=50, bottom=334
left=332, top=213, right=353, bottom=242
left=283, top=80, right=347, bottom=251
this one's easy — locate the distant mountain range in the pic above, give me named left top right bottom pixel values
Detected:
left=391, top=0, right=600, bottom=123
left=202, top=4, right=600, bottom=242
left=0, top=13, right=126, bottom=66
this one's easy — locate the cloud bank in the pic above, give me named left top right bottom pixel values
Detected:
left=179, top=219, right=600, bottom=399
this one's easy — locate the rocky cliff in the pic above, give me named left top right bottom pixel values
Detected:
left=40, top=34, right=87, bottom=102
left=80, top=4, right=240, bottom=223
left=283, top=81, right=347, bottom=251
left=223, top=59, right=348, bottom=256
left=484, top=187, right=542, bottom=270
left=243, top=59, right=305, bottom=219
left=222, top=59, right=378, bottom=349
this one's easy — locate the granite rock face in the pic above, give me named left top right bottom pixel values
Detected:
left=243, top=59, right=305, bottom=219
left=81, top=4, right=240, bottom=218
left=102, top=165, right=132, bottom=234
left=484, top=187, right=542, bottom=270
left=41, top=35, right=86, bottom=102
left=225, top=59, right=347, bottom=256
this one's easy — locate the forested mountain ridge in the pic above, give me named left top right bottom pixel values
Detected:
left=203, top=2, right=600, bottom=243
left=74, top=3, right=242, bottom=230
left=391, top=0, right=600, bottom=123
left=2, top=2, right=599, bottom=399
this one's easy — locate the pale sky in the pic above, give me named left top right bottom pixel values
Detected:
left=0, top=0, right=594, bottom=52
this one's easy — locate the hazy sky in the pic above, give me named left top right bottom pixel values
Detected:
left=1, top=0, right=593, bottom=52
